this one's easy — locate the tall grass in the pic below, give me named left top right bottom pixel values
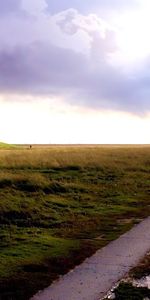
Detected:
left=0, top=145, right=149, bottom=169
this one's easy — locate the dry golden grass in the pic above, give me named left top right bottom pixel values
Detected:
left=0, top=144, right=149, bottom=170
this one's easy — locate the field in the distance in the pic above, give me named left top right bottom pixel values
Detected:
left=0, top=144, right=150, bottom=300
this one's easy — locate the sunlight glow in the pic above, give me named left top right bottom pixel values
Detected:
left=114, top=0, right=150, bottom=64
left=0, top=95, right=149, bottom=144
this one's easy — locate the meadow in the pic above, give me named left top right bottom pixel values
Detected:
left=0, top=144, right=150, bottom=299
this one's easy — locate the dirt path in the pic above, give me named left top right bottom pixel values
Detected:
left=31, top=217, right=150, bottom=300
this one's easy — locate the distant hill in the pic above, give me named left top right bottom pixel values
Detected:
left=0, top=142, right=16, bottom=149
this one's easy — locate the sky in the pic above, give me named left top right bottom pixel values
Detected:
left=0, top=0, right=150, bottom=144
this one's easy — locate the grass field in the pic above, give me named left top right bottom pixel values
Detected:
left=0, top=145, right=150, bottom=299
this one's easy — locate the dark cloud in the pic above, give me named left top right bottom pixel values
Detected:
left=0, top=42, right=87, bottom=94
left=0, top=41, right=149, bottom=113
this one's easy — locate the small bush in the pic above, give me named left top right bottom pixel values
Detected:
left=115, top=282, right=150, bottom=300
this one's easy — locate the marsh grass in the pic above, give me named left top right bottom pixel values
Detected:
left=0, top=145, right=150, bottom=299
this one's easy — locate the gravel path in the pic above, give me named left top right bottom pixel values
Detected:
left=31, top=217, right=150, bottom=300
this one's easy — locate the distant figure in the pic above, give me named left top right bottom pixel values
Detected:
left=29, top=145, right=32, bottom=150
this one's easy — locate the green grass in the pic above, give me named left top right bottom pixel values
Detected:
left=129, top=251, right=150, bottom=279
left=114, top=282, right=150, bottom=300
left=0, top=145, right=150, bottom=299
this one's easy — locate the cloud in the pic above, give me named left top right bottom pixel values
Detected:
left=0, top=42, right=87, bottom=94
left=21, top=0, right=48, bottom=15
left=0, top=2, right=149, bottom=114
left=0, top=38, right=149, bottom=114
left=55, top=8, right=108, bottom=36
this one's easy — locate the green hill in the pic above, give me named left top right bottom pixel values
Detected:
left=0, top=142, right=15, bottom=149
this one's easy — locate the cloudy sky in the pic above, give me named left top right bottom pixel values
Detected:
left=0, top=0, right=150, bottom=144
